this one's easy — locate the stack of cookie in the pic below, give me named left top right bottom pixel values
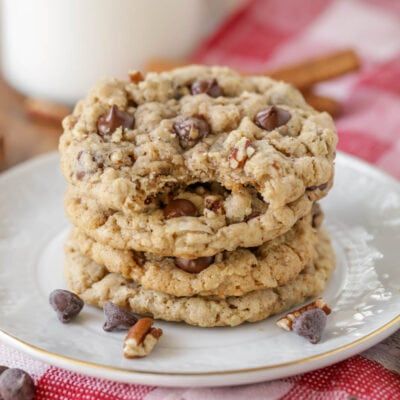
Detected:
left=59, top=66, right=337, bottom=327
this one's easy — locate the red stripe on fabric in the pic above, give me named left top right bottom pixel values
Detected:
left=282, top=356, right=400, bottom=400
left=357, top=56, right=400, bottom=95
left=192, top=0, right=334, bottom=69
left=35, top=366, right=154, bottom=400
left=338, top=129, right=392, bottom=163
left=364, top=0, right=400, bottom=16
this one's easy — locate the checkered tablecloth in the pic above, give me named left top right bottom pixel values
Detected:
left=1, top=0, right=399, bottom=398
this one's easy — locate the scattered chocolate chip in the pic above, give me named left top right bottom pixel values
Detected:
left=311, top=203, right=323, bottom=229
left=103, top=302, right=138, bottom=332
left=255, top=106, right=291, bottom=131
left=307, top=182, right=328, bottom=191
left=244, top=211, right=261, bottom=222
left=190, top=79, right=222, bottom=98
left=293, top=308, right=327, bottom=344
left=97, top=105, right=135, bottom=136
left=132, top=251, right=146, bottom=267
left=49, top=289, right=84, bottom=323
left=175, top=256, right=214, bottom=273
left=163, top=199, right=198, bottom=219
left=0, top=368, right=35, bottom=400
left=173, top=117, right=210, bottom=149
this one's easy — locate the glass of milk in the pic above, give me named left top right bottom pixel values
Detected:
left=1, top=0, right=238, bottom=104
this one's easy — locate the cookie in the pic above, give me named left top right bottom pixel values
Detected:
left=64, top=229, right=335, bottom=327
left=67, top=212, right=318, bottom=298
left=65, top=185, right=326, bottom=258
left=59, top=66, right=337, bottom=215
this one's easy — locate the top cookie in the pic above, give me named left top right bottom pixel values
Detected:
left=59, top=66, right=337, bottom=214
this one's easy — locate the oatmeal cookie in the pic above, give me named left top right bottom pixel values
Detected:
left=59, top=66, right=336, bottom=216
left=67, top=212, right=318, bottom=298
left=65, top=230, right=335, bottom=327
left=65, top=185, right=324, bottom=257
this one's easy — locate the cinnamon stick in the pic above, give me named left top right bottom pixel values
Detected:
left=303, top=92, right=341, bottom=117
left=144, top=49, right=361, bottom=90
left=24, top=98, right=71, bottom=125
left=268, top=49, right=360, bottom=90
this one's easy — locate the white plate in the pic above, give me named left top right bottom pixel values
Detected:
left=0, top=152, right=399, bottom=387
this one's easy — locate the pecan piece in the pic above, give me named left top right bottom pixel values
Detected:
left=123, top=318, right=163, bottom=359
left=229, top=138, right=255, bottom=169
left=128, top=70, right=144, bottom=83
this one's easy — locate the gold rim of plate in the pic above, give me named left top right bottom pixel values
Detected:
left=0, top=314, right=399, bottom=377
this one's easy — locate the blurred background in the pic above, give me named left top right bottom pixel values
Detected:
left=0, top=0, right=399, bottom=179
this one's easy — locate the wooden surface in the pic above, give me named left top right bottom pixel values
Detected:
left=0, top=77, right=61, bottom=171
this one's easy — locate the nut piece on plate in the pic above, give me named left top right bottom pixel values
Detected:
left=276, top=298, right=331, bottom=344
left=123, top=317, right=163, bottom=359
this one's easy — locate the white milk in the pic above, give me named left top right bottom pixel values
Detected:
left=1, top=0, right=211, bottom=104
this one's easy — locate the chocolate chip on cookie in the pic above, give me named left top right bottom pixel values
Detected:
left=244, top=211, right=261, bottom=222
left=163, top=199, right=198, bottom=219
left=173, top=116, right=210, bottom=149
left=190, top=79, right=223, bottom=98
left=132, top=251, right=146, bottom=266
left=311, top=203, right=323, bottom=228
left=97, top=105, right=135, bottom=136
left=307, top=182, right=328, bottom=191
left=175, top=256, right=214, bottom=273
left=103, top=301, right=138, bottom=332
left=255, top=106, right=291, bottom=131
left=49, top=289, right=84, bottom=323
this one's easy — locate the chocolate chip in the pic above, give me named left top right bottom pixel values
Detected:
left=307, top=182, right=328, bottom=191
left=190, top=79, right=222, bottom=98
left=0, top=368, right=35, bottom=400
left=293, top=308, right=327, bottom=344
left=175, top=256, right=214, bottom=273
left=173, top=117, right=210, bottom=149
left=76, top=171, right=85, bottom=180
left=255, top=106, right=291, bottom=131
left=163, top=199, right=198, bottom=219
left=132, top=251, right=146, bottom=267
left=103, top=302, right=138, bottom=332
left=49, top=289, right=84, bottom=323
left=311, top=203, right=323, bottom=229
left=97, top=105, right=135, bottom=136
left=244, top=211, right=261, bottom=222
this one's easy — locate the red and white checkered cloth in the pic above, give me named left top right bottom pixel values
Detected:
left=1, top=0, right=399, bottom=398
